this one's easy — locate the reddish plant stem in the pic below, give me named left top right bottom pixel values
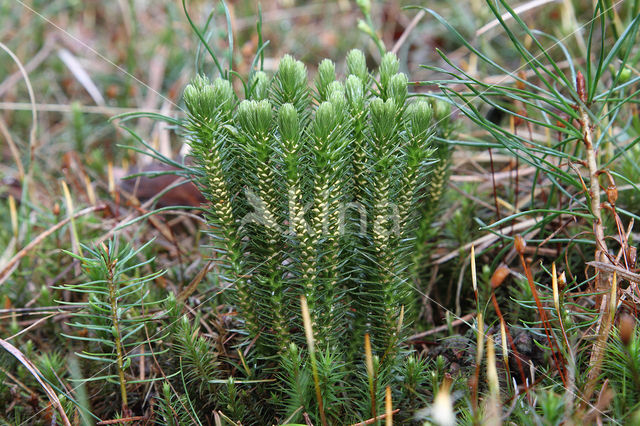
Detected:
left=490, top=291, right=527, bottom=387
left=517, top=252, right=567, bottom=386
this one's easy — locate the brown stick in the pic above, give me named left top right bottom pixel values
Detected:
left=350, top=409, right=400, bottom=426
left=587, top=261, right=640, bottom=284
left=391, top=9, right=426, bottom=54
left=96, top=417, right=146, bottom=425
left=577, top=70, right=613, bottom=396
left=407, top=313, right=476, bottom=340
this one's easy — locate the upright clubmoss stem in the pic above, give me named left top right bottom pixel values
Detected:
left=103, top=245, right=128, bottom=413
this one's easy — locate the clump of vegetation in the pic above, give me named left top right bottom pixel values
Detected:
left=2, top=0, right=640, bottom=425
left=181, top=48, right=447, bottom=423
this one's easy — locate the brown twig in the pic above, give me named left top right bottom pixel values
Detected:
left=434, top=217, right=541, bottom=264
left=0, top=305, right=79, bottom=314
left=0, top=101, right=171, bottom=116
left=0, top=38, right=54, bottom=97
left=96, top=416, right=146, bottom=425
left=350, top=409, right=400, bottom=426
left=0, top=116, right=25, bottom=179
left=407, top=313, right=475, bottom=340
left=587, top=261, right=640, bottom=284
left=488, top=147, right=502, bottom=221
left=475, top=0, right=559, bottom=36
left=6, top=314, right=56, bottom=341
left=391, top=9, right=426, bottom=54
left=576, top=70, right=613, bottom=395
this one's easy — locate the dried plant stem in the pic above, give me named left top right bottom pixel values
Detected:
left=582, top=110, right=607, bottom=267
left=578, top=71, right=613, bottom=392
left=385, top=386, right=392, bottom=426
left=0, top=117, right=25, bottom=180
left=95, top=416, right=146, bottom=425
left=407, top=313, right=475, bottom=340
left=350, top=409, right=400, bottom=426
left=472, top=313, right=484, bottom=414
left=364, top=333, right=377, bottom=421
left=301, top=295, right=327, bottom=426
left=585, top=274, right=618, bottom=400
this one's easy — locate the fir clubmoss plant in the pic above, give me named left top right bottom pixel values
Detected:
left=172, top=314, right=220, bottom=399
left=183, top=49, right=441, bottom=422
left=57, top=239, right=167, bottom=414
left=185, top=50, right=437, bottom=353
left=156, top=381, right=192, bottom=426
